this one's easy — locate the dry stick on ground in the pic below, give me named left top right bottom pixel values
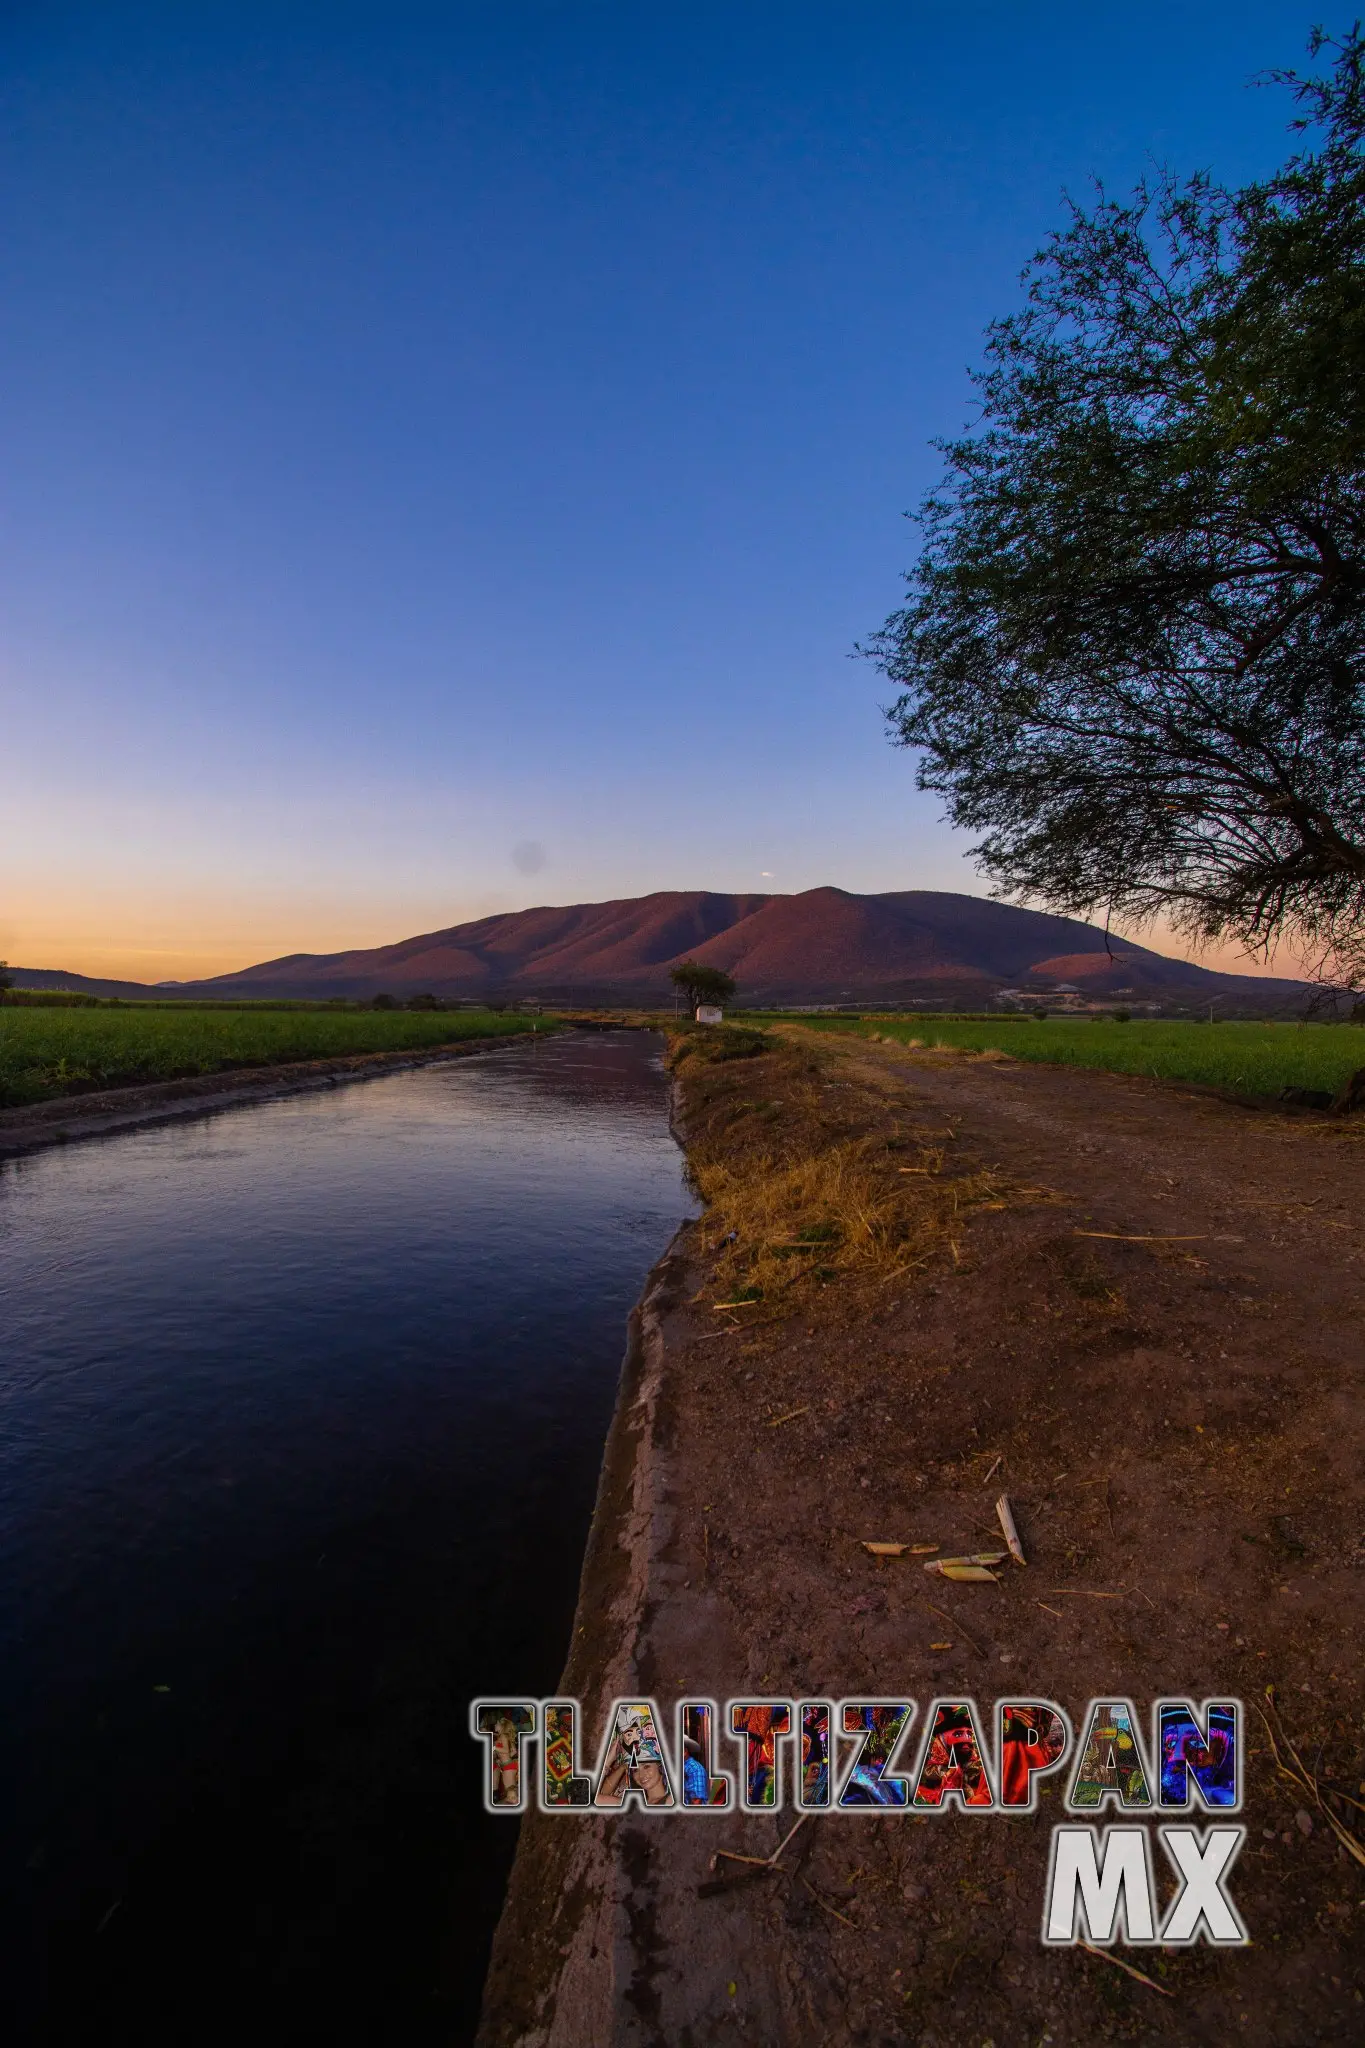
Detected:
left=996, top=1493, right=1027, bottom=1565
left=802, top=1878, right=856, bottom=1929
left=1073, top=1232, right=1206, bottom=1243
left=702, top=1816, right=816, bottom=1900
left=769, top=1814, right=811, bottom=1864
left=1259, top=1691, right=1365, bottom=1870
left=1078, top=1942, right=1174, bottom=1998
left=928, top=1602, right=987, bottom=1656
left=710, top=1814, right=812, bottom=1875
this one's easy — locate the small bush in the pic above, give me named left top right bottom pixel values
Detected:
left=668, top=1024, right=769, bottom=1067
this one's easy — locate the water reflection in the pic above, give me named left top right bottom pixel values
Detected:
left=0, top=1031, right=691, bottom=2043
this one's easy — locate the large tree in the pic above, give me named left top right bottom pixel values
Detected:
left=866, top=29, right=1365, bottom=984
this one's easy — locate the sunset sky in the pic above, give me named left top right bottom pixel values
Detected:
left=3, top=4, right=1312, bottom=982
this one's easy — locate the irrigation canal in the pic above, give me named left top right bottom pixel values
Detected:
left=0, top=1030, right=692, bottom=2043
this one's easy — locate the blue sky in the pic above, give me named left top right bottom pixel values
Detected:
left=1, top=3, right=1315, bottom=978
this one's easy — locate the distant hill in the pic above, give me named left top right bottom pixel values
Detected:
left=10, top=888, right=1315, bottom=1012
left=6, top=966, right=178, bottom=1001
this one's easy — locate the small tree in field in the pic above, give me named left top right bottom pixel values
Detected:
left=0, top=962, right=10, bottom=998
left=669, top=960, right=736, bottom=1012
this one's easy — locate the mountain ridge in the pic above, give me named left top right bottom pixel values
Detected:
left=10, top=888, right=1315, bottom=1010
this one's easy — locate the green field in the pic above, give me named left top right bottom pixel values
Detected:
left=0, top=1005, right=545, bottom=1109
left=759, top=1013, right=1365, bottom=1101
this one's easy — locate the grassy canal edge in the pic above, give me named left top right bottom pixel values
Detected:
left=0, top=1002, right=552, bottom=1112
left=0, top=1004, right=559, bottom=1160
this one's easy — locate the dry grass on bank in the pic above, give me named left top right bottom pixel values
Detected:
left=667, top=1023, right=1034, bottom=1310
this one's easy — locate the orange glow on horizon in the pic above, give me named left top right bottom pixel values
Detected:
left=0, top=893, right=480, bottom=986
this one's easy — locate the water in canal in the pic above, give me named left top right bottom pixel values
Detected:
left=0, top=1031, right=692, bottom=2043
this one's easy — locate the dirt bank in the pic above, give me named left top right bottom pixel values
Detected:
left=0, top=1035, right=534, bottom=1162
left=479, top=1026, right=1364, bottom=2047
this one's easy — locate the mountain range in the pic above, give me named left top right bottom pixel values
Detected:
left=12, top=888, right=1314, bottom=1011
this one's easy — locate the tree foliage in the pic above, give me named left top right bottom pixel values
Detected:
left=866, top=29, right=1365, bottom=983
left=669, top=959, right=736, bottom=1009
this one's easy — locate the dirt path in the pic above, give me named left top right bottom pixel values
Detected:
left=480, top=1028, right=1364, bottom=2047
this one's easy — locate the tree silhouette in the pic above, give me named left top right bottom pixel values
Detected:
left=669, top=960, right=736, bottom=1011
left=867, top=29, right=1365, bottom=986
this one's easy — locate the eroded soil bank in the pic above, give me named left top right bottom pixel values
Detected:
left=479, top=1026, right=1364, bottom=2047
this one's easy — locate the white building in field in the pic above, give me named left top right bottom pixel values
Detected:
left=695, top=1004, right=724, bottom=1026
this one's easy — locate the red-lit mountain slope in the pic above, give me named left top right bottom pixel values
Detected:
left=147, top=887, right=1303, bottom=1008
